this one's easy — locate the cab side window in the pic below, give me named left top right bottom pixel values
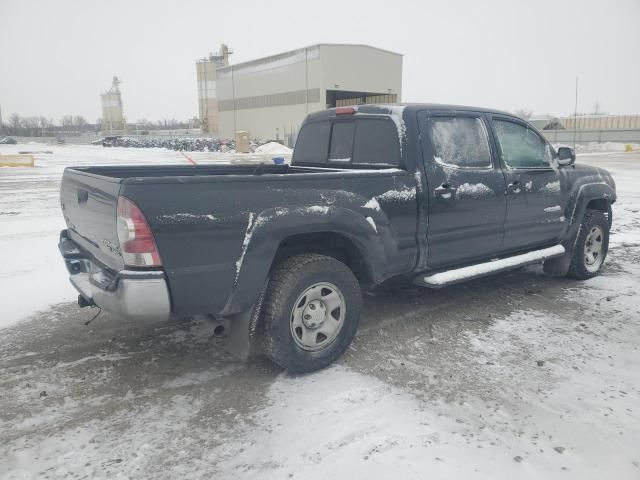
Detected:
left=429, top=116, right=492, bottom=168
left=493, top=120, right=551, bottom=168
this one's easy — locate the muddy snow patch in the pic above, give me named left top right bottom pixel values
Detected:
left=212, top=367, right=502, bottom=479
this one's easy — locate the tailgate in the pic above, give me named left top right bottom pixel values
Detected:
left=60, top=168, right=125, bottom=271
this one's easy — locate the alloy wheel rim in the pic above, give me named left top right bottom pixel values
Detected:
left=584, top=225, right=604, bottom=272
left=290, top=282, right=346, bottom=351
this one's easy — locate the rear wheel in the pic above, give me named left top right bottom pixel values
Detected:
left=566, top=210, right=609, bottom=280
left=261, top=254, right=361, bottom=373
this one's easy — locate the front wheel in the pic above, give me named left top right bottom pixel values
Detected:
left=566, top=210, right=610, bottom=280
left=261, top=254, right=362, bottom=373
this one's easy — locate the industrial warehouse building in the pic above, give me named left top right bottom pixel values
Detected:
left=196, top=44, right=403, bottom=143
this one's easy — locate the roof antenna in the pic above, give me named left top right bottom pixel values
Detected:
left=573, top=76, right=578, bottom=150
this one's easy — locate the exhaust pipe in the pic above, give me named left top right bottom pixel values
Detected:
left=207, top=316, right=229, bottom=338
left=213, top=324, right=227, bottom=338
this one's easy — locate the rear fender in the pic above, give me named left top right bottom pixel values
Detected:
left=220, top=206, right=390, bottom=316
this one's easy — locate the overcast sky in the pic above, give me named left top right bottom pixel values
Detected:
left=1, top=0, right=638, bottom=123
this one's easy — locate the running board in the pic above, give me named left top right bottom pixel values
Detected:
left=415, top=245, right=565, bottom=288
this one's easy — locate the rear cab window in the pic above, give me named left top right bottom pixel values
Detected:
left=292, top=116, right=401, bottom=168
left=291, top=121, right=331, bottom=164
left=329, top=122, right=355, bottom=162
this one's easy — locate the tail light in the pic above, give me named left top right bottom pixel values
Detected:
left=116, top=196, right=162, bottom=267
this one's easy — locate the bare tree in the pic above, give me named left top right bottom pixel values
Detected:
left=514, top=109, right=533, bottom=120
left=60, top=115, right=73, bottom=132
left=73, top=115, right=88, bottom=131
left=9, top=113, right=22, bottom=133
left=38, top=116, right=52, bottom=135
left=590, top=101, right=607, bottom=116
left=23, top=116, right=40, bottom=136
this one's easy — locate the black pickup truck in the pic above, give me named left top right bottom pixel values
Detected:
left=59, top=104, right=616, bottom=372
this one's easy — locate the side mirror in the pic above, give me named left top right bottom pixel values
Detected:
left=557, top=146, right=576, bottom=167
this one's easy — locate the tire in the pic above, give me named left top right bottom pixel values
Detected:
left=261, top=254, right=362, bottom=373
left=566, top=210, right=610, bottom=280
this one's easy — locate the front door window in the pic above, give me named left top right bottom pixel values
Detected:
left=493, top=120, right=552, bottom=169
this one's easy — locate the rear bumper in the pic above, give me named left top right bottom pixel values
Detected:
left=59, top=230, right=171, bottom=320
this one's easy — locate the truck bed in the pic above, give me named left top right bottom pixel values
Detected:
left=67, top=163, right=398, bottom=182
left=60, top=162, right=418, bottom=318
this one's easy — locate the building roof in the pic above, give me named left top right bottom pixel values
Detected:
left=306, top=103, right=518, bottom=122
left=216, top=43, right=402, bottom=74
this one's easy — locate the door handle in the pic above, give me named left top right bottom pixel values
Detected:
left=434, top=183, right=454, bottom=199
left=506, top=181, right=522, bottom=194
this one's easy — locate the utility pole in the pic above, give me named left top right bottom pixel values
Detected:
left=573, top=77, right=578, bottom=149
left=0, top=104, right=4, bottom=135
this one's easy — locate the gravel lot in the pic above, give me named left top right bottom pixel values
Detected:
left=1, top=146, right=639, bottom=479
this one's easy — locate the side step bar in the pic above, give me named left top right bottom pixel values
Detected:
left=415, top=245, right=565, bottom=288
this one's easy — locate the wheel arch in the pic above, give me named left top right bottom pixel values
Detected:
left=548, top=184, right=614, bottom=277
left=567, top=182, right=615, bottom=233
left=271, top=231, right=375, bottom=285
left=220, top=207, right=388, bottom=316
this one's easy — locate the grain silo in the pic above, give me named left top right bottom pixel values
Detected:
left=101, top=76, right=126, bottom=134
left=196, top=44, right=232, bottom=136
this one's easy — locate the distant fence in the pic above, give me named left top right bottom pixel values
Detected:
left=10, top=133, right=211, bottom=145
left=10, top=136, right=101, bottom=145
left=10, top=129, right=640, bottom=147
left=540, top=128, right=640, bottom=145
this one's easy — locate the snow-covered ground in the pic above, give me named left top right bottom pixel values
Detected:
left=1, top=144, right=639, bottom=479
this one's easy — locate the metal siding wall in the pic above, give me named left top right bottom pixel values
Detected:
left=212, top=45, right=402, bottom=140
left=319, top=45, right=402, bottom=101
left=214, top=49, right=322, bottom=139
left=560, top=115, right=640, bottom=130
left=541, top=128, right=640, bottom=144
